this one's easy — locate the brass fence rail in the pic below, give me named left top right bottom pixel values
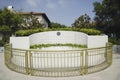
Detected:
left=4, top=43, right=112, bottom=77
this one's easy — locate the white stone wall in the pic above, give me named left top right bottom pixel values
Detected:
left=10, top=31, right=108, bottom=49
left=87, top=35, right=108, bottom=48
left=29, top=31, right=88, bottom=45
left=10, top=37, right=30, bottom=49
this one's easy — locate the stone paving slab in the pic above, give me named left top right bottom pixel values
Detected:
left=0, top=53, right=120, bottom=80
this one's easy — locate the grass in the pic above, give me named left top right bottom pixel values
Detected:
left=30, top=43, right=87, bottom=49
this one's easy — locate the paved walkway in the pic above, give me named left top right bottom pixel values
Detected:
left=0, top=52, right=120, bottom=80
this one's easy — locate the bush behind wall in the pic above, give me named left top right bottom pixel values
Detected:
left=15, top=28, right=102, bottom=36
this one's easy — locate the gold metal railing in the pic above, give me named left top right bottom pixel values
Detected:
left=4, top=43, right=112, bottom=77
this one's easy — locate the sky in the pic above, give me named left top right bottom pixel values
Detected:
left=0, top=0, right=102, bottom=26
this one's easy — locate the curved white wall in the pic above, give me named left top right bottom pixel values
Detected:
left=10, top=31, right=108, bottom=49
left=29, top=31, right=88, bottom=45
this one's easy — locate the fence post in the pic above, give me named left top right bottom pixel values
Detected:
left=25, top=51, right=29, bottom=75
left=85, top=49, right=88, bottom=74
left=105, top=43, right=108, bottom=62
left=4, top=44, right=7, bottom=65
left=10, top=44, right=13, bottom=58
left=29, top=51, right=33, bottom=76
left=109, top=43, right=113, bottom=65
left=4, top=44, right=12, bottom=66
left=106, top=43, right=113, bottom=65
left=110, top=45, right=113, bottom=64
left=81, top=50, right=85, bottom=75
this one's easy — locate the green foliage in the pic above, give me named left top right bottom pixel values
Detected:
left=15, top=28, right=102, bottom=36
left=80, top=28, right=101, bottom=35
left=0, top=8, right=13, bottom=26
left=0, top=40, right=4, bottom=46
left=0, top=8, right=23, bottom=33
left=93, top=0, right=120, bottom=38
left=30, top=43, right=87, bottom=49
left=109, top=38, right=120, bottom=45
left=72, top=14, right=93, bottom=28
left=15, top=29, right=39, bottom=36
left=51, top=27, right=73, bottom=31
left=0, top=25, right=11, bottom=33
left=0, top=7, right=23, bottom=44
left=22, top=14, right=43, bottom=29
left=50, top=22, right=68, bottom=28
left=0, top=25, right=11, bottom=43
left=11, top=13, right=23, bottom=33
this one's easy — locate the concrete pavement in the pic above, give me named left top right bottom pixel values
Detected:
left=0, top=52, right=120, bottom=80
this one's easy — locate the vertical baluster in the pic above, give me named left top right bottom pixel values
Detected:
left=25, top=51, right=29, bottom=75
left=85, top=49, right=88, bottom=74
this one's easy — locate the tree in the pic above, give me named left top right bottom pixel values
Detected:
left=22, top=13, right=43, bottom=29
left=0, top=7, right=23, bottom=44
left=72, top=14, right=92, bottom=28
left=50, top=22, right=67, bottom=28
left=0, top=25, right=11, bottom=42
left=93, top=0, right=120, bottom=38
left=0, top=8, right=23, bottom=34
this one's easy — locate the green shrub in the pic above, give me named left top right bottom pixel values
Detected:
left=30, top=43, right=87, bottom=49
left=80, top=28, right=101, bottom=35
left=15, top=29, right=39, bottom=36
left=15, top=28, right=102, bottom=36
left=0, top=25, right=11, bottom=33
left=109, top=38, right=120, bottom=45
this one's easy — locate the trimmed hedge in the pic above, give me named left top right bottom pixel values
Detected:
left=30, top=43, right=87, bottom=49
left=15, top=28, right=102, bottom=36
left=80, top=28, right=101, bottom=35
left=15, top=29, right=39, bottom=36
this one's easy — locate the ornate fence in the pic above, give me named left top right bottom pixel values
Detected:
left=4, top=43, right=112, bottom=77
